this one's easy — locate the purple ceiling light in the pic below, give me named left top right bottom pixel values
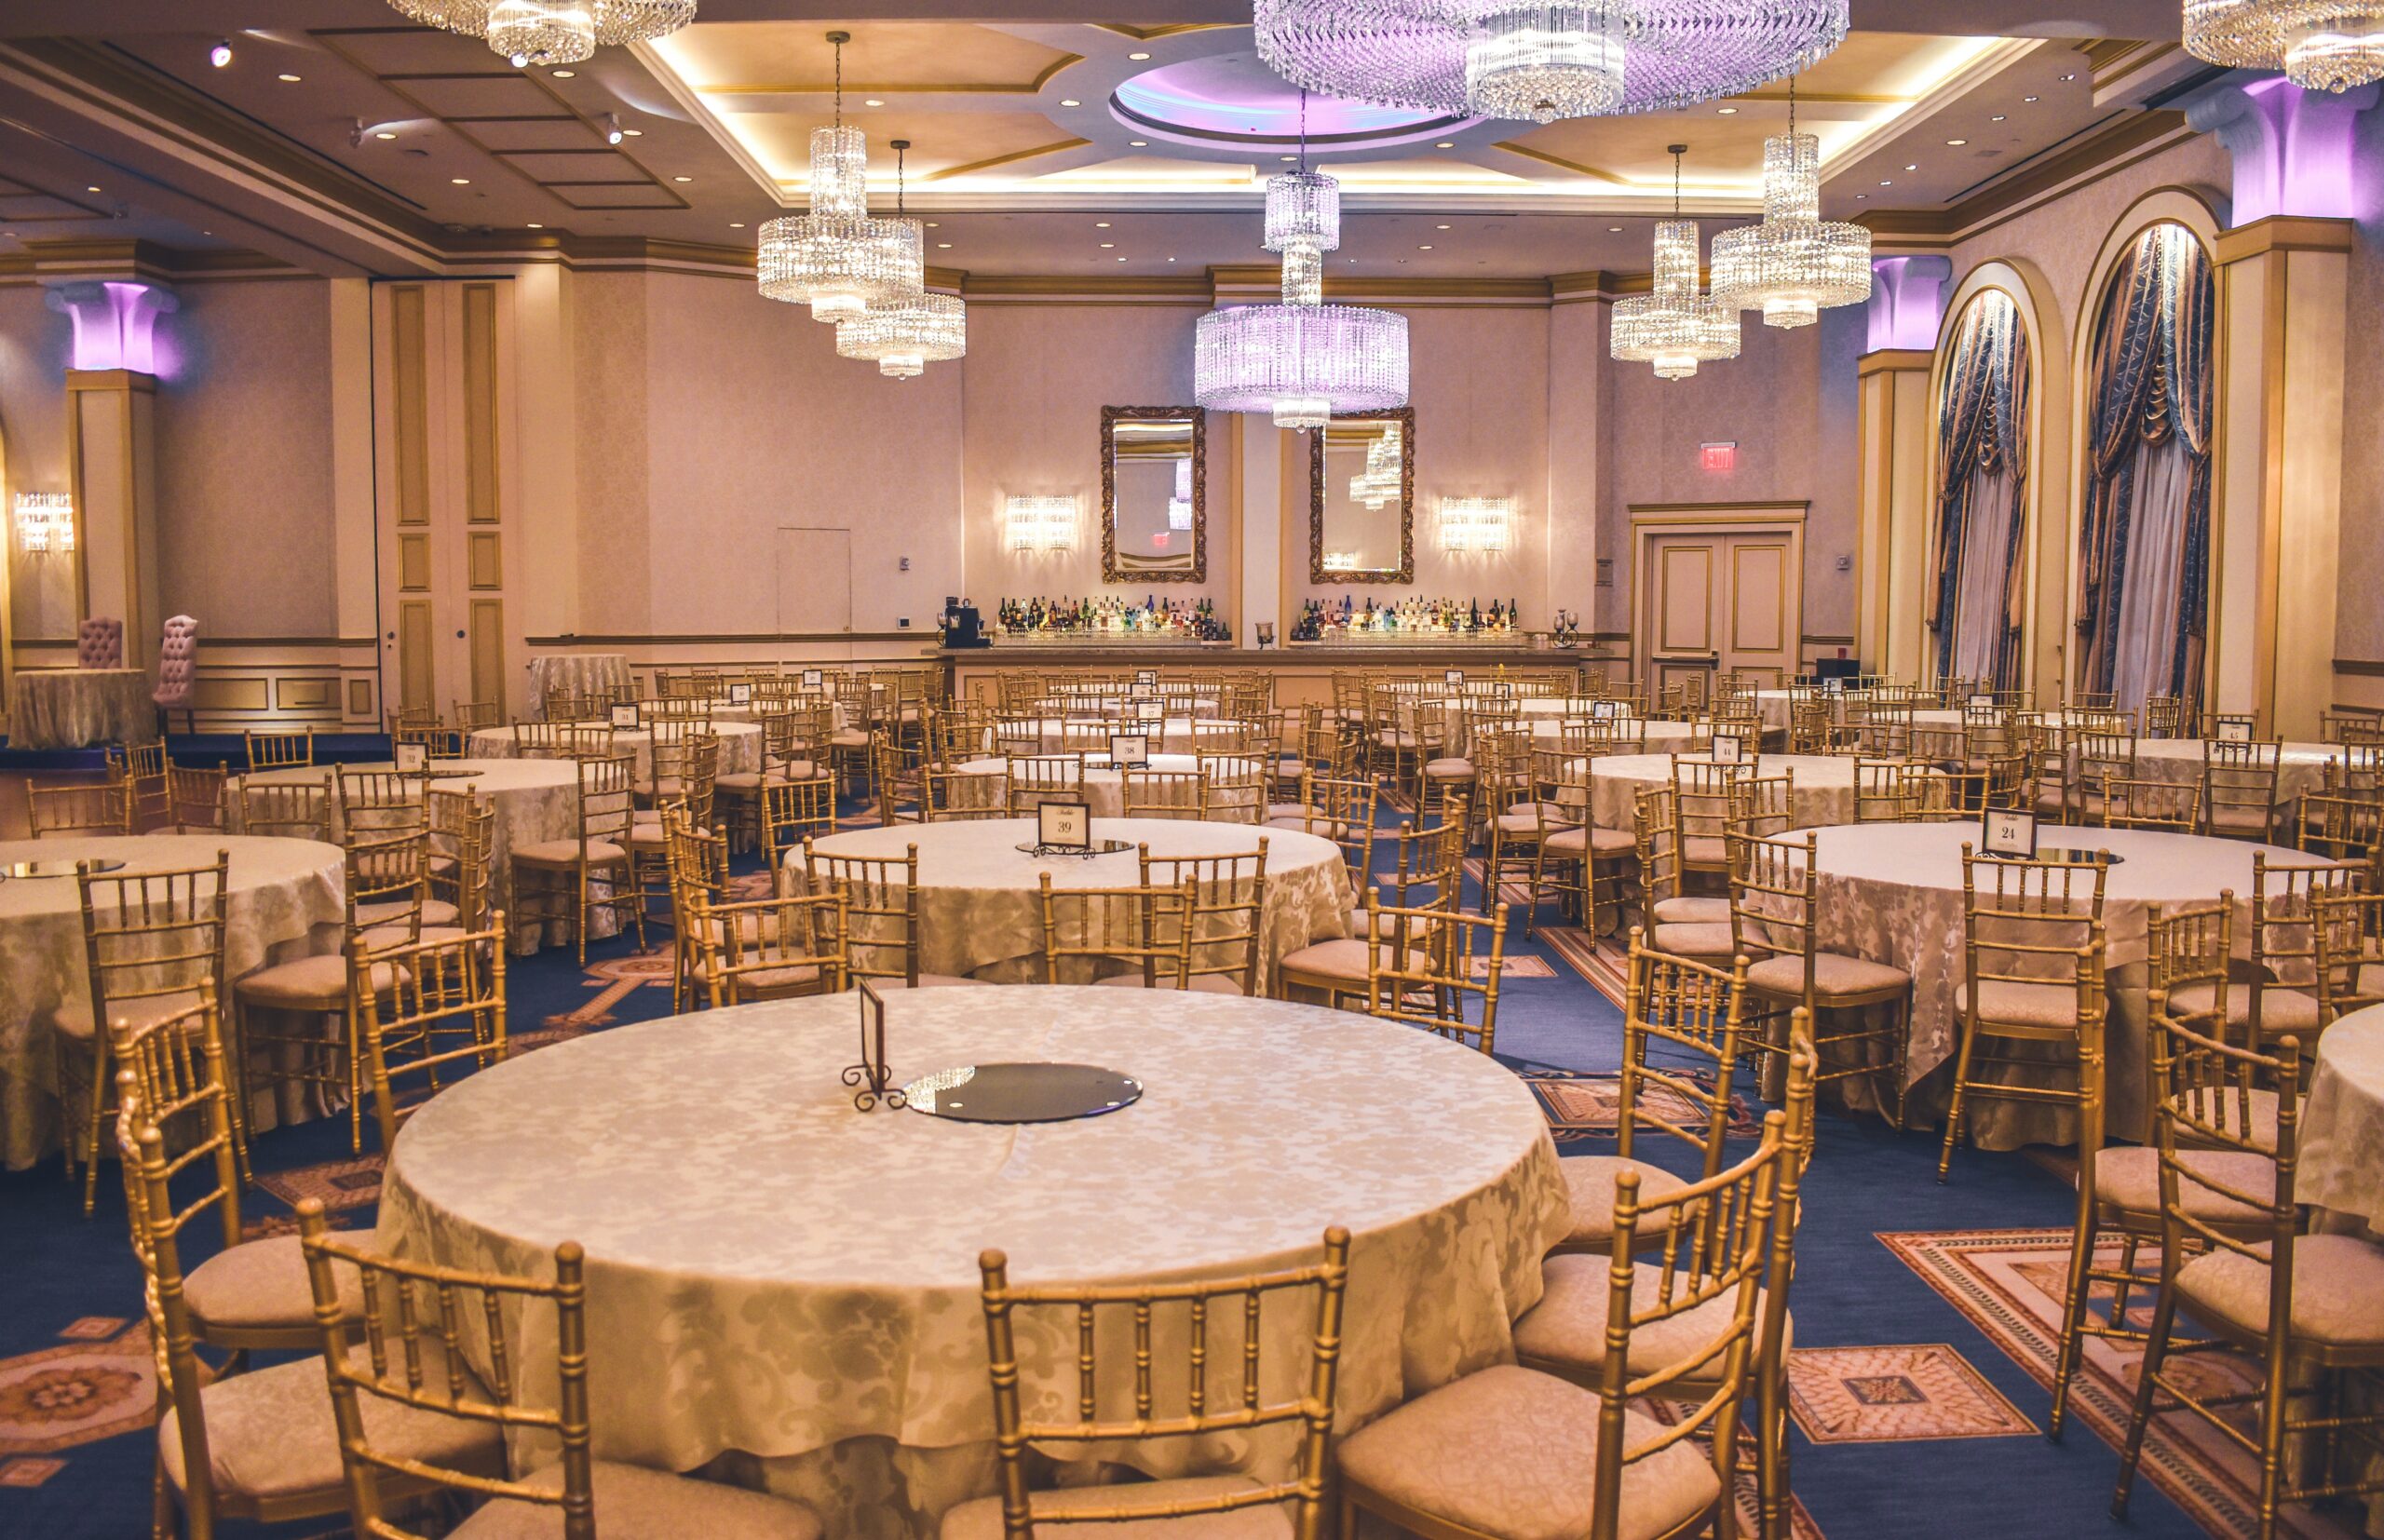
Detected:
left=2184, top=74, right=2378, bottom=223
left=1864, top=255, right=1951, bottom=353
left=44, top=280, right=179, bottom=374
left=1111, top=52, right=1473, bottom=152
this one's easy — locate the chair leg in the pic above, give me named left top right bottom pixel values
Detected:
left=1936, top=1018, right=1983, bottom=1182
left=78, top=1034, right=111, bottom=1215
left=2111, top=1264, right=2182, bottom=1518
left=2047, top=1202, right=2099, bottom=1440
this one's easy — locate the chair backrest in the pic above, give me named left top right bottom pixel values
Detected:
left=77, top=615, right=125, bottom=668
left=1120, top=766, right=1208, bottom=820
left=1193, top=752, right=1267, bottom=824
left=345, top=828, right=430, bottom=947
left=761, top=775, right=837, bottom=865
left=974, top=1227, right=1350, bottom=1540
left=1289, top=774, right=1379, bottom=893
left=1727, top=829, right=1814, bottom=979
left=454, top=697, right=502, bottom=731
left=244, top=727, right=314, bottom=772
left=1632, top=785, right=1689, bottom=917
left=1381, top=804, right=1469, bottom=913
left=1958, top=847, right=2107, bottom=1033
left=1615, top=936, right=1754, bottom=1181
left=573, top=754, right=636, bottom=852
left=2202, top=737, right=2282, bottom=831
left=806, top=842, right=926, bottom=986
left=1728, top=771, right=1795, bottom=841
left=687, top=885, right=849, bottom=1006
left=351, top=919, right=508, bottom=1150
left=1036, top=873, right=1197, bottom=987
left=296, top=1200, right=586, bottom=1540
left=153, top=615, right=198, bottom=706
left=78, top=853, right=230, bottom=1033
left=169, top=764, right=227, bottom=832
left=1362, top=892, right=1509, bottom=1056
left=1851, top=758, right=1929, bottom=822
left=30, top=781, right=131, bottom=838
left=109, top=984, right=242, bottom=1255
left=2145, top=896, right=2232, bottom=1022
left=2313, top=889, right=2384, bottom=1022
left=2248, top=855, right=2362, bottom=1036
left=2102, top=776, right=2200, bottom=831
left=1141, top=842, right=1269, bottom=995
left=1006, top=754, right=1086, bottom=815
left=237, top=775, right=332, bottom=842
left=335, top=765, right=434, bottom=841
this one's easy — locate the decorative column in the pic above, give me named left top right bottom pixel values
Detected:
left=47, top=280, right=176, bottom=667
left=2185, top=76, right=2375, bottom=737
left=1852, top=254, right=1948, bottom=679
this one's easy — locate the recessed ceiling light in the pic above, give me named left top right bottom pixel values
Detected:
left=1608, top=224, right=1622, bottom=231
left=452, top=177, right=471, bottom=184
left=937, top=241, right=952, bottom=248
left=1855, top=194, right=1868, bottom=200
left=926, top=221, right=939, bottom=227
left=729, top=221, right=744, bottom=228
left=375, top=130, right=397, bottom=140
left=1130, top=139, right=1147, bottom=146
left=2059, top=72, right=2076, bottom=79
left=1100, top=242, right=1115, bottom=248
left=1434, top=140, right=1455, bottom=148
left=1903, top=163, right=1917, bottom=170
left=1280, top=155, right=1296, bottom=161
left=1168, top=256, right=1176, bottom=262
left=209, top=39, right=233, bottom=67
left=623, top=128, right=643, bottom=136
left=2023, top=95, right=2039, bottom=102
left=1436, top=223, right=1451, bottom=229
left=673, top=175, right=692, bottom=182
left=1129, top=50, right=1151, bottom=60
left=1945, top=137, right=1967, bottom=145
left=1060, top=99, right=1080, bottom=107
left=278, top=73, right=301, bottom=82
left=528, top=222, right=544, bottom=228
left=1717, top=106, right=1739, bottom=114
left=864, top=98, right=884, bottom=106
left=551, top=70, right=575, bottom=78
left=1096, top=221, right=1111, bottom=227
left=1116, top=255, right=1126, bottom=262
left=86, top=184, right=101, bottom=192
left=1878, top=179, right=1891, bottom=185
left=1991, top=114, right=2007, bottom=121
left=1418, top=244, right=1432, bottom=250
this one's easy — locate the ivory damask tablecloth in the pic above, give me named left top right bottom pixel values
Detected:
left=2300, top=1004, right=2384, bottom=1235
left=526, top=654, right=631, bottom=717
left=1524, top=717, right=1698, bottom=751
left=6, top=667, right=159, bottom=750
left=2107, top=737, right=2342, bottom=809
left=467, top=719, right=763, bottom=782
left=952, top=753, right=1259, bottom=820
left=0, top=834, right=345, bottom=1169
left=997, top=715, right=1255, bottom=755
left=224, top=760, right=581, bottom=954
left=794, top=817, right=1348, bottom=989
left=1575, top=752, right=1940, bottom=831
left=374, top=988, right=1570, bottom=1538
left=1786, top=822, right=2331, bottom=1145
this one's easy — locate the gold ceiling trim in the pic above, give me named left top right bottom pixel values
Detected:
left=696, top=54, right=1083, bottom=97
left=917, top=139, right=1091, bottom=182
left=1092, top=24, right=1236, bottom=40
left=1488, top=143, right=1655, bottom=189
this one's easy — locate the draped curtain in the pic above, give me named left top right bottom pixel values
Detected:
left=2075, top=223, right=2215, bottom=712
left=1927, top=290, right=2033, bottom=687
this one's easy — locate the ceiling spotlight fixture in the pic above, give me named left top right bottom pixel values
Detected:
left=1060, top=98, right=1081, bottom=106
left=551, top=69, right=575, bottom=77
left=1610, top=144, right=1739, bottom=379
left=210, top=39, right=234, bottom=67
left=1257, top=0, right=1848, bottom=123
left=278, top=73, right=302, bottom=81
left=672, top=174, right=692, bottom=182
left=1710, top=84, right=1870, bottom=329
left=1130, top=50, right=1152, bottom=59
left=603, top=112, right=624, bottom=144
left=757, top=32, right=923, bottom=322
left=376, top=129, right=399, bottom=140
left=1903, top=162, right=1917, bottom=169
left=1718, top=105, right=1740, bottom=113
left=1434, top=140, right=1456, bottom=147
left=1991, top=113, right=2006, bottom=120
left=452, top=177, right=472, bottom=184
left=864, top=98, right=885, bottom=106
left=1945, top=136, right=1967, bottom=144
left=623, top=127, right=642, bottom=136
left=834, top=140, right=966, bottom=379
left=386, top=0, right=697, bottom=69
left=1197, top=88, right=1408, bottom=430
left=2022, top=94, right=2039, bottom=101
left=528, top=222, right=544, bottom=227
left=1130, top=139, right=1149, bottom=146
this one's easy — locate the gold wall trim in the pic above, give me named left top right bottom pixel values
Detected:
left=1857, top=349, right=1933, bottom=376
left=1856, top=109, right=2193, bottom=250
left=920, top=140, right=1092, bottom=181
left=523, top=631, right=928, bottom=645
left=2215, top=215, right=2356, bottom=264
left=1629, top=501, right=1810, bottom=520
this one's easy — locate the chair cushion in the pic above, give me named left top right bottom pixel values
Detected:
left=1559, top=1155, right=1691, bottom=1247
left=1093, top=971, right=1247, bottom=995
left=54, top=988, right=206, bottom=1043
left=513, top=839, right=628, bottom=866
left=831, top=728, right=871, bottom=749
left=1277, top=939, right=1426, bottom=983
left=1682, top=834, right=1727, bottom=866
left=184, top=1234, right=364, bottom=1333
left=1265, top=817, right=1352, bottom=842
left=454, top=1459, right=824, bottom=1539
left=354, top=898, right=460, bottom=928
left=1649, top=922, right=1736, bottom=960
left=2176, top=1234, right=2384, bottom=1348
left=1653, top=896, right=1731, bottom=925
left=1745, top=951, right=1911, bottom=1002
left=235, top=955, right=406, bottom=1005
left=2091, top=1147, right=2275, bottom=1225
left=1953, top=979, right=2082, bottom=1030
left=1334, top=1363, right=1721, bottom=1540
left=1544, top=825, right=1635, bottom=857
left=941, top=1476, right=1291, bottom=1539
left=2248, top=986, right=2322, bottom=1035
left=733, top=964, right=823, bottom=993
left=2207, top=803, right=2275, bottom=832
left=159, top=1339, right=502, bottom=1506
left=2164, top=980, right=2252, bottom=1027
left=1423, top=757, right=1475, bottom=778
left=1513, top=1254, right=1786, bottom=1385
left=360, top=925, right=471, bottom=952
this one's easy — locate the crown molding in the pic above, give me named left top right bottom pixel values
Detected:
left=1852, top=107, right=2197, bottom=251
left=0, top=236, right=299, bottom=282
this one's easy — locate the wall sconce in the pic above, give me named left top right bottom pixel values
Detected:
left=14, top=492, right=74, bottom=554
left=1440, top=496, right=1512, bottom=554
left=1006, top=494, right=1078, bottom=553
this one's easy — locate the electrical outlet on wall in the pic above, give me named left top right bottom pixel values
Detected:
left=899, top=616, right=911, bottom=628
left=1835, top=555, right=1851, bottom=572
left=899, top=557, right=911, bottom=572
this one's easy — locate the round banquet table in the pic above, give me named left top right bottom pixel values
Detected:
left=1783, top=822, right=2331, bottom=1145
left=1001, top=715, right=1253, bottom=754
left=1524, top=716, right=1698, bottom=750
left=373, top=987, right=1568, bottom=1540
left=1575, top=752, right=1944, bottom=831
left=2300, top=1003, right=2384, bottom=1236
left=2108, top=737, right=2343, bottom=809
left=526, top=653, right=630, bottom=717
left=952, top=752, right=1257, bottom=820
left=224, top=760, right=583, bottom=955
left=5, top=667, right=160, bottom=750
left=0, top=833, right=346, bottom=1170
left=793, top=817, right=1348, bottom=989
left=467, top=719, right=763, bottom=782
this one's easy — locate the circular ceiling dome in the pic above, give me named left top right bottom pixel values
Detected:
left=1112, top=51, right=1476, bottom=156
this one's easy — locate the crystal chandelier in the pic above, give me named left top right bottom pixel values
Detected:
left=1709, top=84, right=1871, bottom=329
left=757, top=33, right=923, bottom=322
left=386, top=0, right=695, bottom=68
left=14, top=492, right=74, bottom=554
left=2185, top=0, right=2384, bottom=91
left=834, top=142, right=967, bottom=377
left=1196, top=101, right=1409, bottom=431
left=1610, top=146, right=1740, bottom=380
left=1255, top=0, right=1848, bottom=121
left=1351, top=424, right=1402, bottom=507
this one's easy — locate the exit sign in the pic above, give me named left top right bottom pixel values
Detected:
left=1700, top=441, right=1737, bottom=473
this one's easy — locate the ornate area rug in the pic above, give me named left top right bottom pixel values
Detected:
left=1879, top=1227, right=2366, bottom=1539
left=1520, top=1067, right=1759, bottom=1145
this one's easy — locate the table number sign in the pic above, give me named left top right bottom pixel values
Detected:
left=609, top=702, right=642, bottom=730
left=393, top=742, right=428, bottom=772
left=1137, top=699, right=1163, bottom=723
left=1130, top=681, right=1156, bottom=700
left=2215, top=718, right=2255, bottom=743
left=730, top=682, right=753, bottom=706
left=1445, top=669, right=1465, bottom=686
left=843, top=978, right=904, bottom=1112
left=1136, top=669, right=1157, bottom=685
left=1038, top=800, right=1093, bottom=851
left=1968, top=692, right=1995, bottom=709
left=1710, top=732, right=1747, bottom=765
left=1109, top=733, right=1150, bottom=768
left=1981, top=806, right=2038, bottom=858
left=1822, top=677, right=1845, bottom=697
left=801, top=668, right=823, bottom=688
left=1592, top=699, right=1618, bottom=721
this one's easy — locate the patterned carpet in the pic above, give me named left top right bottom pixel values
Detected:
left=0, top=791, right=2303, bottom=1537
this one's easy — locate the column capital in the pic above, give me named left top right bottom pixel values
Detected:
left=41, top=278, right=178, bottom=373
left=1864, top=254, right=1952, bottom=352
left=2181, top=74, right=2379, bottom=224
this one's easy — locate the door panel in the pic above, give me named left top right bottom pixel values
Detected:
left=1658, top=543, right=1714, bottom=654
left=1635, top=517, right=1805, bottom=695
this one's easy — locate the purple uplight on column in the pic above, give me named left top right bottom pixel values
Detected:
left=1864, top=254, right=1950, bottom=352
left=2184, top=75, right=2379, bottom=225
left=42, top=279, right=180, bottom=374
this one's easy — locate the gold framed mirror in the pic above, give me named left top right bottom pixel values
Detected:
left=1309, top=408, right=1415, bottom=584
left=1101, top=406, right=1206, bottom=582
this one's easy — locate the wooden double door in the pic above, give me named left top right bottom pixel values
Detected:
left=1632, top=510, right=1805, bottom=701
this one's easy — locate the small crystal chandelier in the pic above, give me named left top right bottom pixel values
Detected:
left=834, top=142, right=967, bottom=377
left=1351, top=423, right=1402, bottom=507
left=1611, top=145, right=1740, bottom=380
left=386, top=0, right=696, bottom=68
left=1709, top=83, right=1871, bottom=329
left=2185, top=0, right=2384, bottom=91
left=1255, top=0, right=1848, bottom=121
left=1196, top=98, right=1409, bottom=430
left=14, top=492, right=74, bottom=554
left=757, top=32, right=923, bottom=323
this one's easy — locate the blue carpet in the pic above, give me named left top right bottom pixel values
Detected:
left=0, top=790, right=2233, bottom=1537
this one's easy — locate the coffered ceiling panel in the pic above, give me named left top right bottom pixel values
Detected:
left=726, top=109, right=1083, bottom=184
left=659, top=21, right=1080, bottom=94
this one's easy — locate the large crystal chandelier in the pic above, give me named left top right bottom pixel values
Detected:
left=1709, top=85, right=1871, bottom=329
left=1195, top=101, right=1408, bottom=430
left=757, top=33, right=923, bottom=323
left=1352, top=424, right=1402, bottom=507
left=834, top=142, right=967, bottom=377
left=1611, top=146, right=1740, bottom=380
left=2185, top=0, right=2384, bottom=91
left=386, top=0, right=695, bottom=68
left=1255, top=0, right=1847, bottom=122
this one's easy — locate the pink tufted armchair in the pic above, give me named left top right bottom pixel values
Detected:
left=76, top=616, right=125, bottom=669
left=154, top=615, right=198, bottom=735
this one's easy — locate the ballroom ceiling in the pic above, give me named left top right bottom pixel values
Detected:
left=0, top=0, right=2219, bottom=278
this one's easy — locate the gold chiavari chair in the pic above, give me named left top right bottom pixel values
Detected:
left=425, top=787, right=496, bottom=934
left=1848, top=700, right=1913, bottom=758
left=1121, top=765, right=1209, bottom=820
left=1788, top=696, right=1835, bottom=754
left=2314, top=888, right=2384, bottom=1021
left=1193, top=751, right=1267, bottom=824
left=1131, top=842, right=1269, bottom=996
left=28, top=780, right=132, bottom=838
left=1036, top=873, right=1197, bottom=988
left=1852, top=758, right=1929, bottom=823
left=394, top=720, right=467, bottom=762
left=2204, top=737, right=2285, bottom=842
left=923, top=765, right=1008, bottom=820
left=351, top=917, right=508, bottom=1152
left=1004, top=753, right=1086, bottom=817
left=1561, top=712, right=1648, bottom=758
left=1275, top=705, right=1348, bottom=818
left=1266, top=772, right=1379, bottom=898
left=804, top=840, right=976, bottom=991
left=2102, top=776, right=2201, bottom=831
left=761, top=775, right=839, bottom=869
left=513, top=754, right=641, bottom=966
left=952, top=1227, right=1349, bottom=1540
left=1632, top=786, right=1735, bottom=962
left=1731, top=768, right=1796, bottom=841
left=2147, top=895, right=2247, bottom=1047
left=1339, top=1072, right=1802, bottom=1540
left=1730, top=829, right=1911, bottom=1124
left=1532, top=750, right=1634, bottom=939
left=544, top=684, right=596, bottom=722
left=244, top=727, right=314, bottom=772
left=236, top=774, right=332, bottom=842
left=660, top=810, right=729, bottom=1013
left=1673, top=757, right=1747, bottom=888
left=2142, top=694, right=2188, bottom=739
left=2073, top=731, right=2140, bottom=827
left=453, top=697, right=501, bottom=731
left=107, top=740, right=170, bottom=830
left=67, top=854, right=233, bottom=1209
left=2324, top=738, right=2381, bottom=796
left=169, top=763, right=228, bottom=833
left=1360, top=803, right=1468, bottom=936
left=1939, top=847, right=2108, bottom=1182
left=335, top=764, right=434, bottom=842
left=1363, top=684, right=1426, bottom=799
left=687, top=884, right=848, bottom=1006
left=2111, top=1020, right=2384, bottom=1539
left=1361, top=892, right=1509, bottom=1056
left=294, top=1200, right=826, bottom=1540
left=2243, top=853, right=2352, bottom=1046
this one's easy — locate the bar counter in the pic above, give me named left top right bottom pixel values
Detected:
left=940, top=642, right=1622, bottom=708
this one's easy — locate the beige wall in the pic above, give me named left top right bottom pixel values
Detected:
left=2336, top=107, right=2384, bottom=670
left=0, top=284, right=75, bottom=641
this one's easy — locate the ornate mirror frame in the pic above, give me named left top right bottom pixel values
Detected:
left=1309, top=406, right=1416, bottom=584
left=1100, top=405, right=1207, bottom=584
